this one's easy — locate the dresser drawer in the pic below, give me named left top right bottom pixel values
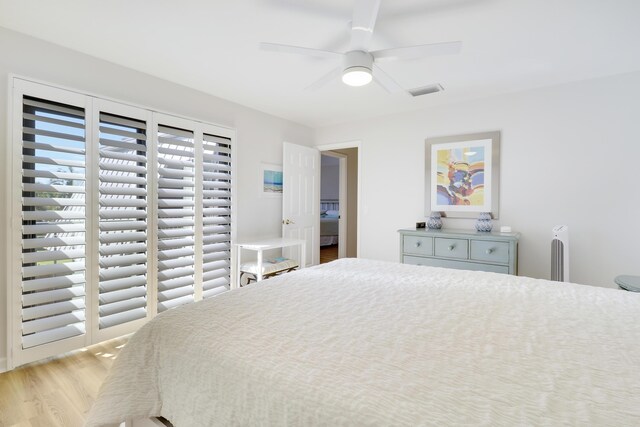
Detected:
left=470, top=240, right=510, bottom=264
left=403, top=236, right=433, bottom=256
left=434, top=238, right=468, bottom=259
left=403, top=256, right=509, bottom=274
left=403, top=255, right=431, bottom=266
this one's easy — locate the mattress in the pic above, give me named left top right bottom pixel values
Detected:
left=86, top=259, right=640, bottom=426
left=320, top=215, right=339, bottom=236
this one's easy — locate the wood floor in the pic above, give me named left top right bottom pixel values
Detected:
left=320, top=244, right=339, bottom=264
left=0, top=337, right=128, bottom=427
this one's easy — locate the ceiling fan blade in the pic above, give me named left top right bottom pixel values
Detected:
left=305, top=67, right=342, bottom=91
left=260, top=42, right=341, bottom=60
left=372, top=41, right=462, bottom=62
left=372, top=64, right=406, bottom=94
left=349, top=0, right=381, bottom=51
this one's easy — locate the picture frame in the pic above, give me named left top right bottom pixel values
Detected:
left=425, top=131, right=500, bottom=219
left=260, top=163, right=283, bottom=197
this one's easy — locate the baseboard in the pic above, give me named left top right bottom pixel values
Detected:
left=0, top=357, right=7, bottom=373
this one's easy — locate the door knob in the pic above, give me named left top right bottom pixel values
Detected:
left=282, top=219, right=295, bottom=225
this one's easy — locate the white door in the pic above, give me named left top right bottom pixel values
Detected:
left=282, top=142, right=320, bottom=266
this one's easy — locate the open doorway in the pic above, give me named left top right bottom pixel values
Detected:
left=319, top=147, right=359, bottom=263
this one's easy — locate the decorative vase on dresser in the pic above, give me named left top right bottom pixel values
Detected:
left=475, top=212, right=493, bottom=232
left=398, top=227, right=520, bottom=275
left=427, top=212, right=443, bottom=229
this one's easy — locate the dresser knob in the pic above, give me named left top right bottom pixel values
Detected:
left=448, top=245, right=455, bottom=251
left=486, top=248, right=494, bottom=254
left=415, top=242, right=421, bottom=247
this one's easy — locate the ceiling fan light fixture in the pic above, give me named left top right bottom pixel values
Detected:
left=342, top=66, right=373, bottom=86
left=260, top=1, right=463, bottom=94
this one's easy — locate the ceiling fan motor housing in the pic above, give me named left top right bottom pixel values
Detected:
left=343, top=50, right=374, bottom=73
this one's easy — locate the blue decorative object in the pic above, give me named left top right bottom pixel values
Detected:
left=615, top=275, right=640, bottom=292
left=475, top=212, right=493, bottom=232
left=427, top=212, right=443, bottom=230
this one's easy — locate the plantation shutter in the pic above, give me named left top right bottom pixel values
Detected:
left=201, top=133, right=232, bottom=298
left=97, top=110, right=149, bottom=333
left=156, top=125, right=196, bottom=312
left=10, top=78, right=235, bottom=369
left=19, top=96, right=88, bottom=350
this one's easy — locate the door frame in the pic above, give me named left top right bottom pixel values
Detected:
left=316, top=141, right=361, bottom=258
left=320, top=151, right=347, bottom=259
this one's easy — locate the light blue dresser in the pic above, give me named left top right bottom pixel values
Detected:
left=399, top=228, right=520, bottom=275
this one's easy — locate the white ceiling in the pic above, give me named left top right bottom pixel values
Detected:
left=1, top=0, right=639, bottom=128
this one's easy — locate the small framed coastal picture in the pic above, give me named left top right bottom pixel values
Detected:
left=261, top=163, right=283, bottom=197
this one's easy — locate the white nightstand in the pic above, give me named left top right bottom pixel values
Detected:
left=235, top=238, right=306, bottom=288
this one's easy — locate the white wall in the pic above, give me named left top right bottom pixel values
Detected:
left=0, top=27, right=314, bottom=369
left=316, top=71, right=640, bottom=288
left=320, top=158, right=340, bottom=200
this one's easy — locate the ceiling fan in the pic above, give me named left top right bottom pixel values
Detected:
left=260, top=0, right=462, bottom=95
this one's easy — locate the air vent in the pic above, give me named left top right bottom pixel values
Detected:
left=408, top=84, right=444, bottom=97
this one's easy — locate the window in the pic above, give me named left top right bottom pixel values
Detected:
left=96, top=104, right=151, bottom=340
left=201, top=133, right=233, bottom=299
left=8, top=79, right=235, bottom=368
left=19, top=96, right=87, bottom=350
left=156, top=125, right=196, bottom=312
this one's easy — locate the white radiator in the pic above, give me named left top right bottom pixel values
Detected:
left=551, top=225, right=569, bottom=282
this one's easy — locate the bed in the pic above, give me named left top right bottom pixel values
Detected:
left=86, top=259, right=640, bottom=426
left=320, top=200, right=339, bottom=246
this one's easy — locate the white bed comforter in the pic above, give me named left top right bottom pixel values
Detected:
left=86, top=259, right=640, bottom=426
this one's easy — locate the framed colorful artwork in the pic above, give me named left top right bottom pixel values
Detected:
left=260, top=163, right=283, bottom=197
left=425, top=131, right=500, bottom=219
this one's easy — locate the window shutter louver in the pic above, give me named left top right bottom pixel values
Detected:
left=201, top=133, right=232, bottom=299
left=156, top=125, right=196, bottom=312
left=20, top=96, right=87, bottom=349
left=98, top=112, right=149, bottom=330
